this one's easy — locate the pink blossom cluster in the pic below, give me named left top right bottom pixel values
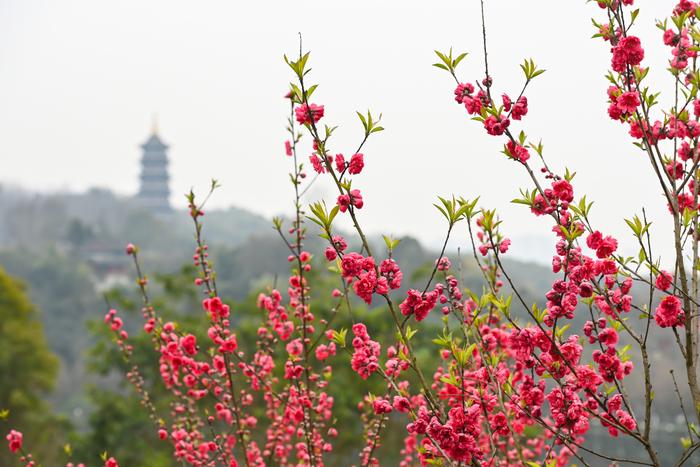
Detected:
left=399, top=288, right=439, bottom=322
left=350, top=323, right=380, bottom=380
left=454, top=83, right=528, bottom=139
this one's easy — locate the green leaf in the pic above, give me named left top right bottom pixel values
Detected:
left=457, top=197, right=480, bottom=220
left=433, top=203, right=449, bottom=221
left=328, top=205, right=340, bottom=225
left=306, top=84, right=318, bottom=99
left=404, top=325, right=418, bottom=342
left=331, top=328, right=347, bottom=347
left=681, top=436, right=692, bottom=450
left=440, top=374, right=458, bottom=386
left=356, top=110, right=384, bottom=136
left=518, top=130, right=526, bottom=145
left=452, top=52, right=468, bottom=68
left=356, top=111, right=368, bottom=132
left=383, top=235, right=401, bottom=252
left=690, top=423, right=700, bottom=437
left=520, top=58, right=545, bottom=80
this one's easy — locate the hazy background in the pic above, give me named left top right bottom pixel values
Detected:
left=0, top=0, right=680, bottom=263
left=1, top=2, right=697, bottom=465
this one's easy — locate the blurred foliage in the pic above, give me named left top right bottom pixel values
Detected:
left=0, top=266, right=70, bottom=466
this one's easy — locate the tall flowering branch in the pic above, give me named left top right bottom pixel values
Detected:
left=286, top=46, right=452, bottom=424
left=428, top=0, right=700, bottom=465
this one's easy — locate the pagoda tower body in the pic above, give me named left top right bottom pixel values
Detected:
left=137, top=129, right=172, bottom=215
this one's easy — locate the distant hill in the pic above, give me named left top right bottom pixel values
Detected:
left=0, top=185, right=270, bottom=266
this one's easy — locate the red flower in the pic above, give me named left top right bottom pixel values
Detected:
left=655, top=270, right=673, bottom=291
left=655, top=295, right=685, bottom=328
left=552, top=179, right=574, bottom=203
left=616, top=91, right=640, bottom=114
left=611, top=36, right=644, bottom=73
left=484, top=115, right=510, bottom=136
left=454, top=82, right=474, bottom=103
left=337, top=189, right=364, bottom=212
left=5, top=430, right=22, bottom=453
left=505, top=141, right=530, bottom=163
left=295, top=103, right=325, bottom=125
left=511, top=96, right=528, bottom=120
left=372, top=397, right=392, bottom=414
left=348, top=153, right=364, bottom=175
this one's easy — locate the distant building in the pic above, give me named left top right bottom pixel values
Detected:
left=137, top=122, right=172, bottom=215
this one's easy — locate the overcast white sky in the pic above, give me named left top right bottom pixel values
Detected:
left=0, top=1, right=682, bottom=263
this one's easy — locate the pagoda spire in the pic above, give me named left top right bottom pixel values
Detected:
left=151, top=113, right=159, bottom=136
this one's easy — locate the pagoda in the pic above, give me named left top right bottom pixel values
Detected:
left=137, top=121, right=171, bottom=215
